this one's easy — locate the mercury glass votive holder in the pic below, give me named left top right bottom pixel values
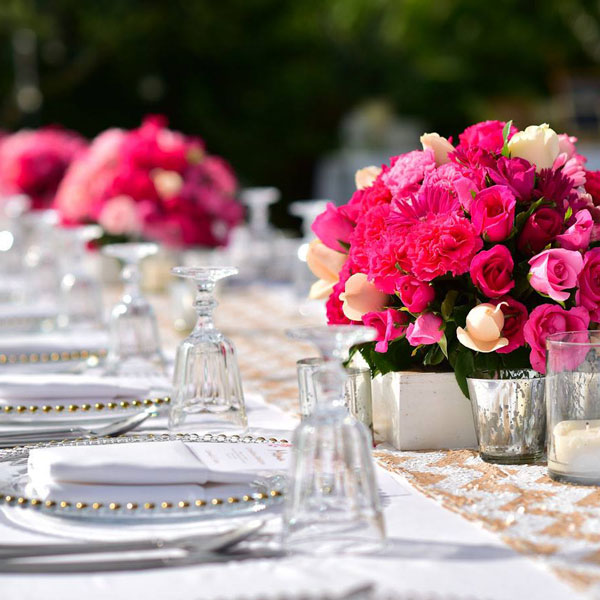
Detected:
left=546, top=331, right=600, bottom=485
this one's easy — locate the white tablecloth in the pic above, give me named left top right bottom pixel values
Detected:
left=0, top=393, right=579, bottom=600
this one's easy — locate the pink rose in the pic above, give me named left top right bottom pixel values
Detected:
left=406, top=313, right=443, bottom=346
left=396, top=275, right=435, bottom=312
left=363, top=309, right=409, bottom=353
left=556, top=209, right=593, bottom=251
left=98, top=195, right=141, bottom=235
left=488, top=156, right=535, bottom=201
left=469, top=245, right=515, bottom=298
left=470, top=185, right=516, bottom=242
left=453, top=176, right=479, bottom=212
left=495, top=296, right=528, bottom=354
left=529, top=248, right=584, bottom=302
left=517, top=207, right=563, bottom=255
left=458, top=120, right=517, bottom=153
left=523, top=304, right=590, bottom=373
left=312, top=202, right=355, bottom=253
left=577, top=247, right=600, bottom=323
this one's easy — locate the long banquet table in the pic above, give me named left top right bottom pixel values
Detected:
left=0, top=284, right=596, bottom=600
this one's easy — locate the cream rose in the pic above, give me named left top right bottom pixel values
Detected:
left=355, top=166, right=381, bottom=190
left=456, top=303, right=509, bottom=353
left=420, top=132, right=454, bottom=166
left=340, top=273, right=387, bottom=321
left=306, top=240, right=347, bottom=299
left=507, top=123, right=559, bottom=172
left=151, top=169, right=184, bottom=199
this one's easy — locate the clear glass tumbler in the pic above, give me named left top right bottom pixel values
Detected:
left=102, top=243, right=166, bottom=377
left=546, top=331, right=600, bottom=485
left=284, top=325, right=385, bottom=555
left=169, top=266, right=246, bottom=432
left=57, top=224, right=104, bottom=330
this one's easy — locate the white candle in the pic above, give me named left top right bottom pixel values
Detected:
left=549, top=419, right=600, bottom=475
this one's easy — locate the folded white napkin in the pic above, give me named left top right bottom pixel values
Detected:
left=0, top=330, right=108, bottom=355
left=28, top=440, right=289, bottom=487
left=0, top=374, right=149, bottom=401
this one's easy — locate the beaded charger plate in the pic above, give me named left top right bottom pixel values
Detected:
left=0, top=433, right=287, bottom=523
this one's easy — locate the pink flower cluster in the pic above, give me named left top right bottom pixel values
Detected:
left=0, top=127, right=86, bottom=209
left=54, top=116, right=242, bottom=247
left=309, top=120, right=600, bottom=378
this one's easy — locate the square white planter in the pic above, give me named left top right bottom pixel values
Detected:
left=372, top=371, right=477, bottom=450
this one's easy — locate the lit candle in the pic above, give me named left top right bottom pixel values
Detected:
left=548, top=420, right=600, bottom=477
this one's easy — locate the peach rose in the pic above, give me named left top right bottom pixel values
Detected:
left=355, top=166, right=382, bottom=190
left=456, top=303, right=509, bottom=353
left=340, top=273, right=387, bottom=321
left=420, top=132, right=454, bottom=166
left=306, top=239, right=347, bottom=299
left=152, top=169, right=184, bottom=199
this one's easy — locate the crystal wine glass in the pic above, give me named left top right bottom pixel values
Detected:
left=57, top=224, right=104, bottom=330
left=283, top=325, right=385, bottom=554
left=102, top=243, right=166, bottom=377
left=169, top=266, right=246, bottom=432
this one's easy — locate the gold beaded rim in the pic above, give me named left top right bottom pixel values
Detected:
left=0, top=433, right=288, bottom=516
left=1, top=396, right=170, bottom=414
left=0, top=348, right=108, bottom=366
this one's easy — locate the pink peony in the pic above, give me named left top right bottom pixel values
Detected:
left=556, top=209, right=593, bottom=251
left=529, top=248, right=584, bottom=302
left=382, top=150, right=435, bottom=200
left=406, top=313, right=444, bottom=346
left=469, top=245, right=515, bottom=298
left=0, top=127, right=87, bottom=210
left=470, top=185, right=516, bottom=242
left=523, top=304, right=590, bottom=373
left=312, top=202, right=355, bottom=253
left=495, top=296, right=528, bottom=354
left=517, top=207, right=564, bottom=255
left=405, top=213, right=483, bottom=281
left=363, top=308, right=409, bottom=353
left=396, top=275, right=435, bottom=313
left=458, top=120, right=517, bottom=154
left=577, top=247, right=600, bottom=323
left=98, top=195, right=141, bottom=235
left=487, top=156, right=535, bottom=201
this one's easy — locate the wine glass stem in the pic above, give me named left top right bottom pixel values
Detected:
left=122, top=261, right=142, bottom=301
left=192, top=280, right=217, bottom=331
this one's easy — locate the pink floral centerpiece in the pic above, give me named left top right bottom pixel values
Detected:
left=55, top=116, right=242, bottom=247
left=0, top=127, right=87, bottom=210
left=307, top=121, right=600, bottom=395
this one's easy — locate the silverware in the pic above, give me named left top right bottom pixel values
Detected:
left=0, top=518, right=265, bottom=560
left=0, top=407, right=156, bottom=447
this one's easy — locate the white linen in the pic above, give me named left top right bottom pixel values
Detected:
left=27, top=440, right=289, bottom=487
left=0, top=373, right=149, bottom=400
left=0, top=330, right=109, bottom=354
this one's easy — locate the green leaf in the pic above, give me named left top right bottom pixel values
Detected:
left=564, top=206, right=573, bottom=223
left=423, top=344, right=445, bottom=366
left=438, top=333, right=448, bottom=359
left=441, top=290, right=459, bottom=320
left=337, top=240, right=350, bottom=251
left=501, top=120, right=513, bottom=157
left=452, top=348, right=475, bottom=398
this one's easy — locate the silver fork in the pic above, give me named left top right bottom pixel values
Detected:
left=0, top=407, right=156, bottom=447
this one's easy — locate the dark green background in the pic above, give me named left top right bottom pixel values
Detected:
left=1, top=0, right=598, bottom=226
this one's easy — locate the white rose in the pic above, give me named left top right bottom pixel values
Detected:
left=507, top=123, right=559, bottom=172
left=420, top=132, right=454, bottom=166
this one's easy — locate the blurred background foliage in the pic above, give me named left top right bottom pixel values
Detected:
left=1, top=0, right=600, bottom=226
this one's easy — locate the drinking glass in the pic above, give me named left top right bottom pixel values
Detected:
left=283, top=325, right=385, bottom=555
left=102, top=243, right=166, bottom=377
left=546, top=331, right=600, bottom=485
left=169, top=266, right=246, bottom=432
left=0, top=195, right=30, bottom=303
left=57, top=225, right=104, bottom=330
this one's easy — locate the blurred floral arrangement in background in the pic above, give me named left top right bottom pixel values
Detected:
left=0, top=127, right=87, bottom=210
left=54, top=116, right=242, bottom=248
left=307, top=120, right=600, bottom=395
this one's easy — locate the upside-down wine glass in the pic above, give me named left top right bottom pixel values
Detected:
left=102, top=243, right=166, bottom=377
left=168, top=266, right=247, bottom=432
left=57, top=224, right=104, bottom=330
left=283, top=325, right=386, bottom=555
